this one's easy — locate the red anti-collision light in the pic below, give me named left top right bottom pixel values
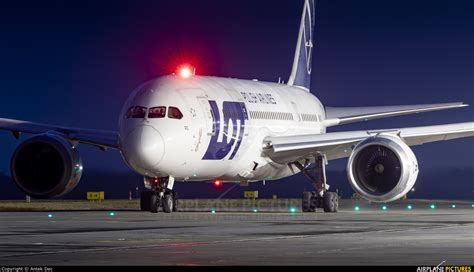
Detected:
left=213, top=180, right=222, bottom=187
left=177, top=65, right=194, bottom=78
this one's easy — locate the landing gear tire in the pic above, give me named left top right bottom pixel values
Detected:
left=162, top=193, right=174, bottom=213
left=302, top=192, right=316, bottom=212
left=323, top=192, right=339, bottom=213
left=140, top=191, right=152, bottom=211
left=150, top=193, right=159, bottom=213
left=172, top=192, right=178, bottom=212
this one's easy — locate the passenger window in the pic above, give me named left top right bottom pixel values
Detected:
left=168, top=107, right=183, bottom=120
left=148, top=107, right=166, bottom=118
left=128, top=106, right=147, bottom=119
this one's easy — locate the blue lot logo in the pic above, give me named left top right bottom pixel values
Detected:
left=202, top=101, right=248, bottom=160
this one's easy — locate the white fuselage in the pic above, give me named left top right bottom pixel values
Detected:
left=118, top=75, right=326, bottom=183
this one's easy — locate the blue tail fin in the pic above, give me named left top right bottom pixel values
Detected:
left=288, top=0, right=315, bottom=91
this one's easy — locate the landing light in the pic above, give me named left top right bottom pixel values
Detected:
left=407, top=205, right=413, bottom=210
left=211, top=209, right=216, bottom=214
left=382, top=205, right=388, bottom=211
left=47, top=213, right=53, bottom=219
left=289, top=207, right=297, bottom=213
left=451, top=204, right=456, bottom=209
left=354, top=206, right=360, bottom=211
left=253, top=209, right=258, bottom=213
left=109, top=212, right=116, bottom=217
left=430, top=204, right=436, bottom=209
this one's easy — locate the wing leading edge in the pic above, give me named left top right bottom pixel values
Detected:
left=0, top=118, right=119, bottom=150
left=263, top=122, right=474, bottom=163
left=324, top=102, right=467, bottom=127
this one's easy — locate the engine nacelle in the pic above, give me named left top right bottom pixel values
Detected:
left=11, top=134, right=83, bottom=198
left=347, top=135, right=418, bottom=202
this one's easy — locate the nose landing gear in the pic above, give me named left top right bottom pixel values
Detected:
left=140, top=176, right=178, bottom=213
left=161, top=192, right=174, bottom=213
left=140, top=190, right=152, bottom=211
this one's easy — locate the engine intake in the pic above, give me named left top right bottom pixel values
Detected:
left=347, top=135, right=418, bottom=202
left=11, top=134, right=83, bottom=198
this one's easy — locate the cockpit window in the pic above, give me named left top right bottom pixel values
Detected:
left=148, top=106, right=166, bottom=118
left=126, top=106, right=147, bottom=119
left=168, top=107, right=183, bottom=120
left=125, top=106, right=134, bottom=119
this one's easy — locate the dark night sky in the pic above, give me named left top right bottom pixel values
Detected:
left=0, top=0, right=472, bottom=197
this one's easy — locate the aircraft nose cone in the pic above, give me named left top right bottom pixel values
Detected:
left=124, top=125, right=164, bottom=171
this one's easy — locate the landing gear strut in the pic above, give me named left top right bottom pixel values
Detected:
left=140, top=176, right=178, bottom=213
left=293, top=154, right=339, bottom=213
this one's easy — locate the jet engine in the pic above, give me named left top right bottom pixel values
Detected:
left=10, top=134, right=83, bottom=198
left=347, top=135, right=418, bottom=202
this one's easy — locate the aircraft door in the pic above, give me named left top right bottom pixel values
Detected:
left=291, top=101, right=301, bottom=122
left=177, top=89, right=211, bottom=154
left=197, top=96, right=213, bottom=137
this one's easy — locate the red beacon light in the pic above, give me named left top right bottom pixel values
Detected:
left=213, top=180, right=222, bottom=187
left=177, top=65, right=195, bottom=79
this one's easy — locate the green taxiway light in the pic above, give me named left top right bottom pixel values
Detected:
left=47, top=213, right=53, bottom=219
left=354, top=206, right=360, bottom=211
left=289, top=207, right=297, bottom=213
left=407, top=205, right=413, bottom=210
left=430, top=204, right=436, bottom=209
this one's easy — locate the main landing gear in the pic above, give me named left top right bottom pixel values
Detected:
left=292, top=153, right=339, bottom=213
left=140, top=176, right=178, bottom=213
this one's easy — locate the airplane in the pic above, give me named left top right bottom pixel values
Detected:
left=1, top=0, right=473, bottom=213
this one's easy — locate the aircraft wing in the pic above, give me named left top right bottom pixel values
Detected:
left=263, top=122, right=474, bottom=163
left=324, top=102, right=467, bottom=127
left=0, top=118, right=119, bottom=150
